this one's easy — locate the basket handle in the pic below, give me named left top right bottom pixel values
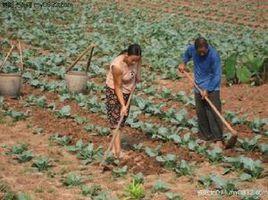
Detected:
left=66, top=44, right=96, bottom=73
left=18, top=41, right=24, bottom=73
left=86, top=46, right=95, bottom=74
left=0, top=45, right=15, bottom=72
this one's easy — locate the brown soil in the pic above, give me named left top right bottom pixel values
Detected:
left=1, top=78, right=267, bottom=199
left=0, top=1, right=267, bottom=198
left=115, top=0, right=267, bottom=29
left=157, top=75, right=268, bottom=120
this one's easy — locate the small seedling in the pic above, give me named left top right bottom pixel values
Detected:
left=165, top=192, right=183, bottom=200
left=174, top=160, right=193, bottom=176
left=124, top=181, right=145, bottom=200
left=15, top=151, right=34, bottom=163
left=77, top=143, right=103, bottom=165
left=132, top=172, right=145, bottom=185
left=55, top=105, right=71, bottom=118
left=66, top=139, right=85, bottom=152
left=238, top=135, right=261, bottom=151
left=50, top=134, right=71, bottom=146
left=206, top=147, right=223, bottom=163
left=156, top=154, right=177, bottom=169
left=7, top=143, right=28, bottom=155
left=132, top=143, right=143, bottom=152
left=17, top=192, right=32, bottom=200
left=32, top=157, right=52, bottom=171
left=5, top=110, right=28, bottom=122
left=63, top=173, right=83, bottom=187
left=153, top=180, right=170, bottom=193
left=74, top=115, right=88, bottom=125
left=112, top=166, right=128, bottom=178
left=145, top=145, right=161, bottom=157
left=81, top=184, right=102, bottom=197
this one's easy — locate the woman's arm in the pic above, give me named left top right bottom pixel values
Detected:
left=112, top=65, right=128, bottom=116
left=136, top=59, right=142, bottom=83
left=112, top=65, right=125, bottom=106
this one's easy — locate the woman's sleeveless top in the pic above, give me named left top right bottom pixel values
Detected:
left=106, top=54, right=139, bottom=94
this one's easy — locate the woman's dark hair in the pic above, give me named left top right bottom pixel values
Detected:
left=119, top=44, right=142, bottom=56
left=194, top=37, right=208, bottom=49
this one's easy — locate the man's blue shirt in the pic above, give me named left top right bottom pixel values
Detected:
left=183, top=44, right=221, bottom=92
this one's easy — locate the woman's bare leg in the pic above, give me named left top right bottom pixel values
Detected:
left=115, top=131, right=121, bottom=158
left=111, top=130, right=121, bottom=158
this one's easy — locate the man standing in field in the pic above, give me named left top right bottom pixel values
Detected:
left=178, top=37, right=224, bottom=148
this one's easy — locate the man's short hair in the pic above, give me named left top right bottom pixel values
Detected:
left=194, top=37, right=208, bottom=49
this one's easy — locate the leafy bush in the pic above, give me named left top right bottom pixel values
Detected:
left=5, top=110, right=27, bottom=121
left=32, top=157, right=52, bottom=171
left=156, top=154, right=177, bottom=169
left=240, top=190, right=261, bottom=200
left=153, top=180, right=170, bottom=193
left=249, top=118, right=268, bottom=133
left=63, top=173, right=83, bottom=187
left=174, top=160, right=193, bottom=176
left=112, top=166, right=128, bottom=178
left=165, top=192, right=182, bottom=200
left=50, top=134, right=72, bottom=146
left=258, top=144, right=268, bottom=154
left=84, top=124, right=110, bottom=136
left=74, top=115, right=88, bottom=125
left=224, top=53, right=266, bottom=85
left=81, top=184, right=102, bottom=197
left=210, top=175, right=237, bottom=195
left=55, top=105, right=72, bottom=118
left=132, top=173, right=145, bottom=185
left=224, top=111, right=246, bottom=125
left=175, top=91, right=191, bottom=104
left=77, top=143, right=103, bottom=165
left=206, top=147, right=223, bottom=163
left=224, top=156, right=263, bottom=179
left=5, top=143, right=33, bottom=163
left=66, top=139, right=85, bottom=152
left=124, top=181, right=145, bottom=200
left=160, top=87, right=172, bottom=99
left=145, top=145, right=161, bottom=157
left=17, top=192, right=32, bottom=200
left=7, top=143, right=28, bottom=155
left=199, top=174, right=237, bottom=195
left=238, top=135, right=262, bottom=151
left=25, top=95, right=47, bottom=108
left=15, top=151, right=34, bottom=163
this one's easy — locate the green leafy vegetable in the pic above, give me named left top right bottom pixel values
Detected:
left=32, top=157, right=52, bottom=171
left=15, top=151, right=34, bottom=163
left=174, top=160, right=193, bottom=176
left=81, top=184, right=102, bottom=197
left=50, top=134, right=72, bottom=146
left=132, top=173, right=145, bottom=185
left=156, top=154, right=177, bottom=169
left=153, top=180, right=170, bottom=193
left=112, top=166, right=128, bottom=178
left=124, top=181, right=145, bottom=200
left=145, top=145, right=161, bottom=157
left=66, top=139, right=85, bottom=152
left=63, top=173, right=83, bottom=187
left=206, top=147, right=223, bottom=162
left=238, top=135, right=262, bottom=151
left=5, top=110, right=27, bottom=121
left=7, top=143, right=28, bottom=155
left=55, top=105, right=72, bottom=118
left=77, top=143, right=103, bottom=165
left=165, top=192, right=182, bottom=200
